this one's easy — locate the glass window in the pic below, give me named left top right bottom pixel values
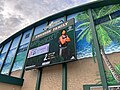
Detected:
left=34, top=24, right=46, bottom=35
left=48, top=17, right=64, bottom=29
left=20, top=30, right=32, bottom=45
left=1, top=49, right=17, bottom=74
left=12, top=43, right=28, bottom=72
left=1, top=36, right=21, bottom=74
left=11, top=29, right=33, bottom=76
left=0, top=42, right=10, bottom=68
left=10, top=36, right=21, bottom=49
left=2, top=42, right=11, bottom=53
left=0, top=53, right=6, bottom=68
left=67, top=13, right=78, bottom=23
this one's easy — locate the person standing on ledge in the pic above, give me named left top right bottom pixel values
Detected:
left=59, top=30, right=71, bottom=60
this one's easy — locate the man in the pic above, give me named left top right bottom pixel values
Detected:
left=59, top=30, right=71, bottom=60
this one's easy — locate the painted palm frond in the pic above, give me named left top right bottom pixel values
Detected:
left=76, top=11, right=91, bottom=42
left=98, top=6, right=111, bottom=18
left=86, top=30, right=92, bottom=44
left=115, top=64, right=120, bottom=74
left=92, top=9, right=98, bottom=19
left=96, top=64, right=120, bottom=84
left=105, top=4, right=120, bottom=15
left=75, top=11, right=89, bottom=22
left=103, top=25, right=120, bottom=44
left=96, top=25, right=112, bottom=47
left=105, top=64, right=120, bottom=84
left=94, top=4, right=120, bottom=19
left=77, top=27, right=90, bottom=42
left=77, top=22, right=90, bottom=29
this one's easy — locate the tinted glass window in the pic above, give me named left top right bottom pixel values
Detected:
left=0, top=42, right=11, bottom=68
left=2, top=42, right=11, bottom=53
left=10, top=36, right=21, bottom=49
left=34, top=24, right=46, bottom=35
left=1, top=36, right=21, bottom=74
left=20, top=30, right=32, bottom=45
left=11, top=29, right=32, bottom=75
left=1, top=49, right=17, bottom=74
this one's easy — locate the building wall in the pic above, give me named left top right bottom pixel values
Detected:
left=0, top=82, right=21, bottom=90
left=0, top=52, right=119, bottom=90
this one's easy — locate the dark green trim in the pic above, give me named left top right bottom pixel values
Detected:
left=0, top=40, right=13, bottom=73
left=0, top=73, right=24, bottom=86
left=92, top=40, right=96, bottom=63
left=35, top=69, right=43, bottom=90
left=83, top=84, right=120, bottom=90
left=83, top=84, right=102, bottom=90
left=0, top=45, right=4, bottom=54
left=64, top=16, right=67, bottom=22
left=88, top=9, right=108, bottom=90
left=8, top=34, right=23, bottom=76
left=1, top=1, right=120, bottom=47
left=62, top=63, right=67, bottom=90
left=62, top=16, right=67, bottom=90
left=108, top=83, right=120, bottom=86
left=20, top=28, right=35, bottom=78
left=83, top=85, right=90, bottom=90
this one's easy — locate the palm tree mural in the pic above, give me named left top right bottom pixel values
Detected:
left=76, top=4, right=120, bottom=83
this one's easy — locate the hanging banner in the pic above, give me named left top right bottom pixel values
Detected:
left=25, top=18, right=76, bottom=69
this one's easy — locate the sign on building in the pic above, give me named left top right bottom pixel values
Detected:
left=25, top=18, right=76, bottom=69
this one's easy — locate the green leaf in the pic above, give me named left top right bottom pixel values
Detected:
left=94, top=4, right=120, bottom=19
left=76, top=26, right=89, bottom=39
left=77, top=22, right=90, bottom=29
left=77, top=27, right=89, bottom=42
left=75, top=11, right=89, bottom=22
left=96, top=25, right=112, bottom=47
left=86, top=30, right=92, bottom=43
left=105, top=4, right=120, bottom=15
left=103, top=24, right=120, bottom=43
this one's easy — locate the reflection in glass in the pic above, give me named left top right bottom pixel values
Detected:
left=49, top=17, right=64, bottom=28
left=20, top=30, right=32, bottom=45
left=34, top=24, right=46, bottom=35
left=0, top=42, right=11, bottom=69
left=2, top=42, right=10, bottom=53
left=1, top=49, right=16, bottom=74
left=0, top=53, right=6, bottom=68
left=1, top=36, right=21, bottom=74
left=10, top=36, right=21, bottom=49
left=12, top=43, right=28, bottom=71
left=11, top=30, right=32, bottom=73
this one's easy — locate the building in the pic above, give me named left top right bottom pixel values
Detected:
left=0, top=0, right=120, bottom=90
